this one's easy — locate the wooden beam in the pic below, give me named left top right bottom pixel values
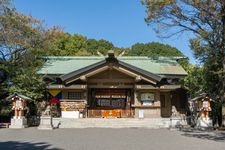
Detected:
left=135, top=85, right=158, bottom=90
left=113, top=66, right=137, bottom=78
left=159, top=85, right=182, bottom=90
left=113, top=67, right=156, bottom=85
left=88, top=85, right=134, bottom=89
left=65, top=66, right=109, bottom=84
left=85, top=66, right=109, bottom=77
left=47, top=84, right=87, bottom=90
left=88, top=78, right=134, bottom=83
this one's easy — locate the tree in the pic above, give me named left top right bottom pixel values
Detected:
left=37, top=27, right=70, bottom=56
left=128, top=42, right=183, bottom=56
left=142, top=0, right=225, bottom=126
left=0, top=0, right=43, bottom=62
left=39, top=33, right=117, bottom=57
left=0, top=0, right=46, bottom=100
left=0, top=0, right=49, bottom=120
left=86, top=39, right=114, bottom=55
left=183, top=65, right=205, bottom=97
left=63, top=34, right=88, bottom=56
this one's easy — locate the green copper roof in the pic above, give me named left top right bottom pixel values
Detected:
left=119, top=57, right=187, bottom=75
left=38, top=56, right=104, bottom=75
left=38, top=56, right=187, bottom=76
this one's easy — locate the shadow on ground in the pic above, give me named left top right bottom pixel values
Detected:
left=0, top=141, right=63, bottom=150
left=180, top=128, right=225, bottom=142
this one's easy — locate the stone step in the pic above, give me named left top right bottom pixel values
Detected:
left=55, top=118, right=171, bottom=128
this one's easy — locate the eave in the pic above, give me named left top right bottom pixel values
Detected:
left=59, top=51, right=162, bottom=85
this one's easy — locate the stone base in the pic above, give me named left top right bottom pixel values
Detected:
left=38, top=116, right=53, bottom=130
left=170, top=117, right=182, bottom=129
left=223, top=120, right=225, bottom=127
left=196, top=118, right=213, bottom=129
left=61, top=111, right=80, bottom=119
left=9, top=117, right=27, bottom=128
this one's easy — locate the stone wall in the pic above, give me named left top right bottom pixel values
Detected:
left=134, top=107, right=161, bottom=118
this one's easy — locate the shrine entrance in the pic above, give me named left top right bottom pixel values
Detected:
left=87, top=89, right=134, bottom=118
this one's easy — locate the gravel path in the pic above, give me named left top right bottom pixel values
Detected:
left=0, top=128, right=224, bottom=150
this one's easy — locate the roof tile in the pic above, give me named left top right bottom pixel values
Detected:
left=38, top=56, right=187, bottom=76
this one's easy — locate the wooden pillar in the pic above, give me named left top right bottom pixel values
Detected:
left=15, top=110, right=18, bottom=118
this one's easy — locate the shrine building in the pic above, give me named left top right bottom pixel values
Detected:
left=38, top=51, right=188, bottom=119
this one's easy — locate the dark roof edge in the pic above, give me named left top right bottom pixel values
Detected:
left=118, top=60, right=162, bottom=82
left=59, top=55, right=162, bottom=84
left=60, top=60, right=106, bottom=82
left=5, top=93, right=33, bottom=101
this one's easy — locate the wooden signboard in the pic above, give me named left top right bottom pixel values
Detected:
left=60, top=101, right=86, bottom=111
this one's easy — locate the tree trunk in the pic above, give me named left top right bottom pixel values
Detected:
left=221, top=4, right=225, bottom=127
left=222, top=59, right=225, bottom=126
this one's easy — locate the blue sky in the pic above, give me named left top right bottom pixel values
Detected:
left=13, top=0, right=196, bottom=63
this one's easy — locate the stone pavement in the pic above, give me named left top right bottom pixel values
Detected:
left=0, top=128, right=224, bottom=150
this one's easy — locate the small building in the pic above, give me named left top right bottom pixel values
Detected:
left=6, top=93, right=32, bottom=128
left=190, top=93, right=212, bottom=118
left=190, top=93, right=213, bottom=128
left=38, top=51, right=188, bottom=120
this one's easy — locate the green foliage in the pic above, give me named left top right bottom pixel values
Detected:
left=142, top=0, right=225, bottom=95
left=142, top=0, right=225, bottom=125
left=38, top=29, right=117, bottom=56
left=183, top=65, right=205, bottom=97
left=0, top=0, right=43, bottom=62
left=86, top=39, right=114, bottom=55
left=0, top=0, right=45, bottom=102
left=0, top=100, right=11, bottom=122
left=8, top=68, right=45, bottom=100
left=39, top=31, right=185, bottom=59
left=128, top=42, right=183, bottom=57
left=63, top=34, right=87, bottom=55
left=37, top=27, right=70, bottom=56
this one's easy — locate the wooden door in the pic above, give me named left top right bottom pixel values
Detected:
left=160, top=93, right=171, bottom=117
left=88, top=89, right=133, bottom=118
